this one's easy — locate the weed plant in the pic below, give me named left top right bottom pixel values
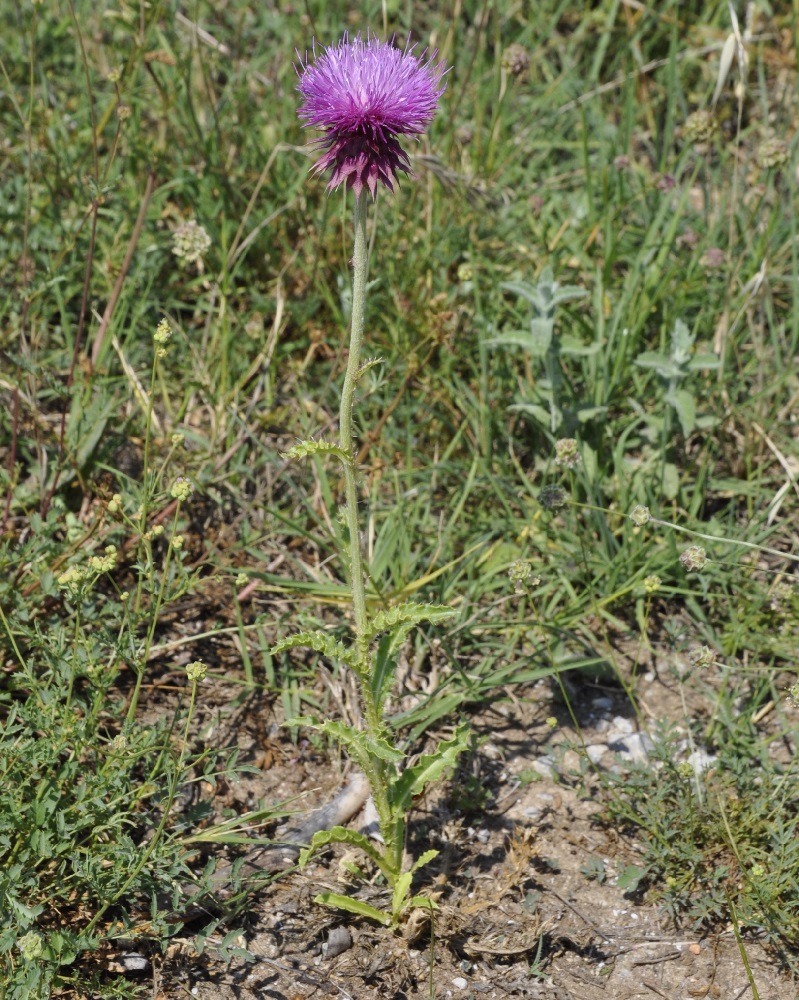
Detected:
left=597, top=712, right=799, bottom=970
left=1, top=0, right=799, bottom=993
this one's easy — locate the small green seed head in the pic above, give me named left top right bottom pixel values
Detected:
left=680, top=545, right=707, bottom=573
left=683, top=109, right=718, bottom=144
left=172, top=219, right=212, bottom=266
left=538, top=485, right=568, bottom=510
left=643, top=574, right=661, bottom=594
left=554, top=437, right=581, bottom=469
left=689, top=645, right=715, bottom=670
left=170, top=477, right=194, bottom=502
left=757, top=136, right=789, bottom=170
left=154, top=319, right=172, bottom=345
left=17, top=931, right=44, bottom=962
left=185, top=660, right=207, bottom=683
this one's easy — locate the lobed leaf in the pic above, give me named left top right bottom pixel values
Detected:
left=365, top=602, right=456, bottom=645
left=270, top=629, right=358, bottom=669
left=389, top=723, right=471, bottom=817
left=288, top=718, right=404, bottom=778
left=365, top=603, right=456, bottom=713
left=281, top=439, right=351, bottom=465
left=298, top=825, right=391, bottom=879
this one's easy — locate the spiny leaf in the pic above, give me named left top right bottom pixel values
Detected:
left=314, top=891, right=391, bottom=926
left=389, top=723, right=470, bottom=817
left=281, top=439, right=351, bottom=464
left=365, top=603, right=457, bottom=714
left=364, top=603, right=456, bottom=644
left=317, top=719, right=404, bottom=763
left=392, top=872, right=413, bottom=916
left=410, top=848, right=439, bottom=876
left=290, top=718, right=404, bottom=774
left=270, top=630, right=358, bottom=668
left=298, top=826, right=391, bottom=879
left=356, top=357, right=384, bottom=378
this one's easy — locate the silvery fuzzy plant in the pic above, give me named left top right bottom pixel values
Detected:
left=485, top=266, right=594, bottom=433
left=270, top=34, right=469, bottom=929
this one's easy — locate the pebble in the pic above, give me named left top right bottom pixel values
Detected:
left=686, top=749, right=716, bottom=775
left=452, top=977, right=469, bottom=990
left=586, top=744, right=607, bottom=764
left=323, top=926, right=352, bottom=958
left=609, top=715, right=634, bottom=735
left=532, top=755, right=555, bottom=780
left=608, top=732, right=653, bottom=765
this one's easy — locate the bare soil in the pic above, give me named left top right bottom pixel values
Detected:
left=118, top=656, right=797, bottom=1000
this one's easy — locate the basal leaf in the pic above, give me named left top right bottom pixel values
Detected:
left=410, top=848, right=439, bottom=875
left=314, top=892, right=391, bottom=925
left=298, top=826, right=391, bottom=878
left=391, top=872, right=413, bottom=916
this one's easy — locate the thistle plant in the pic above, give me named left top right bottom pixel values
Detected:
left=271, top=33, right=469, bottom=928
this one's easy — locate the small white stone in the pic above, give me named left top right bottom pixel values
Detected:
left=452, top=977, right=469, bottom=990
left=586, top=744, right=607, bottom=764
left=608, top=732, right=653, bottom=765
left=686, top=749, right=716, bottom=775
left=610, top=715, right=634, bottom=735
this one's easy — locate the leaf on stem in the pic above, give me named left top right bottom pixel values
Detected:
left=270, top=629, right=358, bottom=669
left=286, top=717, right=404, bottom=775
left=389, top=722, right=471, bottom=817
left=281, top=439, right=352, bottom=464
left=365, top=602, right=456, bottom=712
left=298, top=825, right=391, bottom=879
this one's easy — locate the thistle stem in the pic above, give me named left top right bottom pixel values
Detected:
left=340, top=192, right=369, bottom=654
left=339, top=192, right=403, bottom=880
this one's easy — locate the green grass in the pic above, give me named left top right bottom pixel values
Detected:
left=1, top=0, right=798, bottom=994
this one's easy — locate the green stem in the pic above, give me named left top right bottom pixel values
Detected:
left=338, top=193, right=405, bottom=880
left=127, top=502, right=182, bottom=724
left=339, top=191, right=369, bottom=654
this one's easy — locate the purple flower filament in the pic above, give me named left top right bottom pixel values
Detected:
left=297, top=34, right=446, bottom=198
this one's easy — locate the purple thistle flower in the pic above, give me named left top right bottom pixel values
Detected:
left=297, top=33, right=447, bottom=198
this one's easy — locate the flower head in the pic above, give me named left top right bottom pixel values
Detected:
left=297, top=33, right=446, bottom=198
left=172, top=219, right=211, bottom=266
left=554, top=438, right=581, bottom=469
left=680, top=545, right=707, bottom=573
